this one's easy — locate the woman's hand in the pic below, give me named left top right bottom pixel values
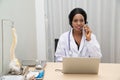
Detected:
left=29, top=75, right=36, bottom=80
left=83, top=25, right=92, bottom=41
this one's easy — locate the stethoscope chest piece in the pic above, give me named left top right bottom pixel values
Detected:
left=69, top=50, right=72, bottom=56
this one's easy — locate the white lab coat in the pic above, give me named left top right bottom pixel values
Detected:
left=55, top=29, right=102, bottom=62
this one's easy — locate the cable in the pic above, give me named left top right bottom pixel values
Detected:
left=55, top=69, right=62, bottom=72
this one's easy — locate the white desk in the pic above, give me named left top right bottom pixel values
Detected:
left=43, top=62, right=120, bottom=80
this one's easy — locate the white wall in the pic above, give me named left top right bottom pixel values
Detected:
left=35, top=0, right=46, bottom=61
left=0, top=0, right=37, bottom=74
left=115, top=0, right=120, bottom=62
left=0, top=20, right=2, bottom=75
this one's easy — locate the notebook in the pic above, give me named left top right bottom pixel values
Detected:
left=62, top=57, right=100, bottom=74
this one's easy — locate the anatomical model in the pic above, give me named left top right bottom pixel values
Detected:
left=9, top=27, right=22, bottom=75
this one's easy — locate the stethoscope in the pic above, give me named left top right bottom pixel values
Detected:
left=68, top=29, right=72, bottom=56
left=67, top=28, right=86, bottom=56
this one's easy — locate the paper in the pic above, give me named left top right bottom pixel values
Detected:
left=0, top=75, right=24, bottom=80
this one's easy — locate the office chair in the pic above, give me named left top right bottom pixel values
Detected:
left=54, top=39, right=59, bottom=52
left=54, top=39, right=59, bottom=62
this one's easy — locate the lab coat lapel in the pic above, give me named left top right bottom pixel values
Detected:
left=79, top=34, right=85, bottom=53
left=70, top=29, right=78, bottom=52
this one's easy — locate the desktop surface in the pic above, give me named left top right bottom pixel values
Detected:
left=43, top=62, right=120, bottom=80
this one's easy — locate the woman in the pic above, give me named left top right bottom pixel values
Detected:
left=55, top=8, right=102, bottom=62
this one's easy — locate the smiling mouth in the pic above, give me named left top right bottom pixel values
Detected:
left=77, top=26, right=83, bottom=30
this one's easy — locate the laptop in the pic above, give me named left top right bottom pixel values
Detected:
left=62, top=57, right=100, bottom=74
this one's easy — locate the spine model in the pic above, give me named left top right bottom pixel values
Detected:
left=9, top=27, right=21, bottom=75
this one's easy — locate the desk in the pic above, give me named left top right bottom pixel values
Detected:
left=43, top=62, right=120, bottom=80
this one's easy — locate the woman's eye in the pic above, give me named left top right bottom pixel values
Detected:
left=80, top=19, right=84, bottom=22
left=73, top=19, right=84, bottom=23
left=73, top=19, right=78, bottom=22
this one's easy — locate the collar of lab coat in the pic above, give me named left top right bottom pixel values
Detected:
left=70, top=29, right=85, bottom=53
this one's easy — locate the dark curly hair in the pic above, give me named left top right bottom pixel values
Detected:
left=68, top=8, right=87, bottom=27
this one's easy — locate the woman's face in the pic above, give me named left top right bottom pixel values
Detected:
left=72, top=14, right=85, bottom=32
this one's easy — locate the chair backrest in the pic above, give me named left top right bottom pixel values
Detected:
left=54, top=39, right=59, bottom=52
left=54, top=39, right=59, bottom=62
